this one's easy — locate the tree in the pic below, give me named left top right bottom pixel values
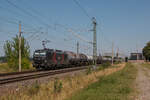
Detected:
left=142, top=41, right=150, bottom=61
left=4, top=35, right=30, bottom=69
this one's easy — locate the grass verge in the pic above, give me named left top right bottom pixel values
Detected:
left=67, top=63, right=137, bottom=100
left=141, top=62, right=150, bottom=69
left=0, top=63, right=34, bottom=73
left=0, top=63, right=125, bottom=100
left=0, top=63, right=15, bottom=73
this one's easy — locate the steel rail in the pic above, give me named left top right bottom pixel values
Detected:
left=0, top=67, right=87, bottom=85
left=0, top=70, right=40, bottom=77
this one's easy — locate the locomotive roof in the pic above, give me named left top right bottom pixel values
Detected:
left=35, top=49, right=54, bottom=52
left=34, top=49, right=63, bottom=53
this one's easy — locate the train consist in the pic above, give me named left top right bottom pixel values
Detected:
left=33, top=48, right=103, bottom=70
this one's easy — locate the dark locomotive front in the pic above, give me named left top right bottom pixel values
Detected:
left=33, top=49, right=69, bottom=69
left=33, top=49, right=52, bottom=69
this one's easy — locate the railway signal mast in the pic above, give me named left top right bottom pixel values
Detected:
left=92, top=17, right=97, bottom=65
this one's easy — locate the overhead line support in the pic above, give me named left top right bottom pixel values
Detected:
left=92, top=17, right=97, bottom=65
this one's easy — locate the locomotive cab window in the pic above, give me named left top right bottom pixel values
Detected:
left=40, top=52, right=46, bottom=56
left=34, top=52, right=46, bottom=57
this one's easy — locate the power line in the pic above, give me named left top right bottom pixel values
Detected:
left=5, top=0, right=53, bottom=29
left=0, top=17, right=18, bottom=25
left=72, top=0, right=91, bottom=20
left=0, top=4, right=40, bottom=31
left=0, top=5, right=23, bottom=17
left=3, top=0, right=61, bottom=42
left=0, top=16, right=39, bottom=39
left=0, top=16, right=37, bottom=31
left=18, top=0, right=51, bottom=23
left=5, top=0, right=91, bottom=45
left=4, top=0, right=57, bottom=42
left=3, top=0, right=93, bottom=51
left=55, top=24, right=92, bottom=44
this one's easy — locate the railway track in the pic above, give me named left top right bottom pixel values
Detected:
left=0, top=67, right=87, bottom=85
left=0, top=70, right=38, bottom=77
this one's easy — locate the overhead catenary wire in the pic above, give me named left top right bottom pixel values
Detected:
left=0, top=5, right=23, bottom=18
left=0, top=17, right=18, bottom=25
left=72, top=0, right=91, bottom=20
left=55, top=24, right=93, bottom=44
left=17, top=0, right=51, bottom=23
left=0, top=16, right=37, bottom=31
left=6, top=0, right=57, bottom=39
left=0, top=17, right=40, bottom=40
left=0, top=4, right=40, bottom=31
left=2, top=0, right=53, bottom=43
left=4, top=0, right=91, bottom=45
left=2, top=0, right=94, bottom=54
left=5, top=0, right=53, bottom=29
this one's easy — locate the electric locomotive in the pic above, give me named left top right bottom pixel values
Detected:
left=33, top=49, right=67, bottom=69
left=33, top=48, right=89, bottom=69
left=33, top=48, right=104, bottom=70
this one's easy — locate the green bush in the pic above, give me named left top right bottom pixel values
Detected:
left=97, top=62, right=111, bottom=71
left=54, top=78, right=63, bottom=93
left=86, top=67, right=92, bottom=75
left=101, top=62, right=111, bottom=68
left=22, top=58, right=30, bottom=69
left=4, top=36, right=30, bottom=70
left=28, top=82, right=40, bottom=96
left=114, top=61, right=121, bottom=64
left=7, top=57, right=30, bottom=70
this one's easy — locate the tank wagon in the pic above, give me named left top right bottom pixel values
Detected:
left=33, top=48, right=102, bottom=70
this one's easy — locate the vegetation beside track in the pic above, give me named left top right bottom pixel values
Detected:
left=68, top=63, right=137, bottom=100
left=141, top=62, right=150, bottom=69
left=0, top=63, right=125, bottom=100
left=0, top=62, right=34, bottom=73
left=0, top=63, right=14, bottom=73
left=4, top=35, right=31, bottom=70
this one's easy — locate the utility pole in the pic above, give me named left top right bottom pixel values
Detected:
left=19, top=21, right=22, bottom=72
left=112, top=42, right=114, bottom=65
left=77, top=41, right=79, bottom=55
left=92, top=17, right=97, bottom=65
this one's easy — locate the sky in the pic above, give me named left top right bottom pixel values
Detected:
left=0, top=0, right=150, bottom=57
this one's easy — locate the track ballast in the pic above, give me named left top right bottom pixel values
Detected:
left=0, top=66, right=87, bottom=85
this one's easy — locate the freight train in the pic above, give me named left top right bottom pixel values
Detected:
left=32, top=48, right=103, bottom=70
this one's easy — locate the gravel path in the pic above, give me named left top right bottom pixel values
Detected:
left=135, top=63, right=150, bottom=100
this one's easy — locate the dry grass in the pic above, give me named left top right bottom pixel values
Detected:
left=141, top=62, right=150, bottom=69
left=0, top=62, right=34, bottom=73
left=0, top=63, right=15, bottom=73
left=0, top=63, right=125, bottom=100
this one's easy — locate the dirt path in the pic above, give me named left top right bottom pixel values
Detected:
left=134, top=63, right=150, bottom=100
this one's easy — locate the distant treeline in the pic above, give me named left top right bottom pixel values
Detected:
left=0, top=56, right=7, bottom=63
left=0, top=56, right=33, bottom=63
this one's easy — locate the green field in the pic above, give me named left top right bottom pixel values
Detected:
left=68, top=63, right=137, bottom=100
